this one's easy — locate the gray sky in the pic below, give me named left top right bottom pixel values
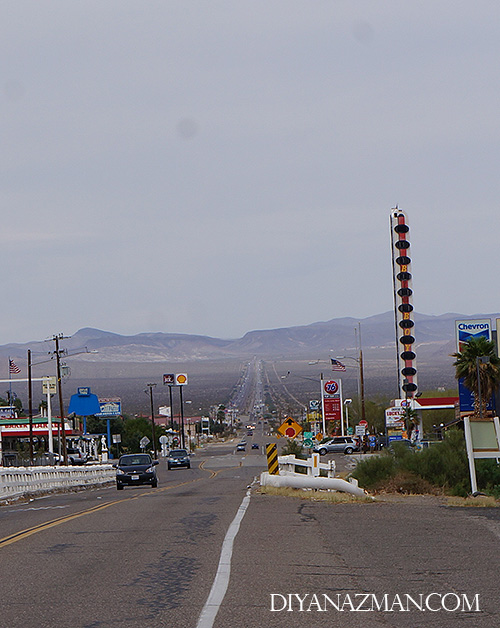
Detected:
left=2, top=1, right=499, bottom=344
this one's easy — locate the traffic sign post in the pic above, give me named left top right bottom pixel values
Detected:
left=277, top=417, right=303, bottom=439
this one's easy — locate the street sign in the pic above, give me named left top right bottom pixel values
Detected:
left=140, top=436, right=150, bottom=449
left=355, top=426, right=366, bottom=436
left=303, top=438, right=313, bottom=447
left=42, top=377, right=57, bottom=395
left=159, top=435, right=168, bottom=445
left=277, top=417, right=303, bottom=439
left=359, top=420, right=368, bottom=427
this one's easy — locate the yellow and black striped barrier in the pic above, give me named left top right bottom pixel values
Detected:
left=266, top=443, right=279, bottom=475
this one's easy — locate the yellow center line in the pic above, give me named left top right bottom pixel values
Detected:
left=0, top=459, right=226, bottom=549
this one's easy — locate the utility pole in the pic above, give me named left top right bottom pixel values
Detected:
left=179, top=385, right=186, bottom=449
left=355, top=323, right=366, bottom=422
left=147, top=383, right=158, bottom=459
left=168, top=384, right=174, bottom=431
left=53, top=334, right=69, bottom=465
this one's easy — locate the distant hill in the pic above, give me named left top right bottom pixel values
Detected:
left=1, top=312, right=498, bottom=375
left=1, top=312, right=497, bottom=412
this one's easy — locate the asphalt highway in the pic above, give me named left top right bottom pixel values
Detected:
left=1, top=441, right=499, bottom=628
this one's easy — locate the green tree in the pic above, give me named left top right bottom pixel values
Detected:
left=452, top=337, right=500, bottom=417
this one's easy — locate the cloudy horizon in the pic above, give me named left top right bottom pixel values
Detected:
left=2, top=2, right=499, bottom=345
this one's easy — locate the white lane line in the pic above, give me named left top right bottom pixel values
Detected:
left=196, top=488, right=252, bottom=628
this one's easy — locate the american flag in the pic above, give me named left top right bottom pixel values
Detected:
left=330, top=358, right=346, bottom=372
left=9, top=359, right=21, bottom=374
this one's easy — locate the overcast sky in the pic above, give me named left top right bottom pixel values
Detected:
left=2, top=1, right=499, bottom=344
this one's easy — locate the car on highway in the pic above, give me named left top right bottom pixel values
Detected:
left=114, top=453, right=159, bottom=490
left=313, top=437, right=359, bottom=455
left=251, top=443, right=259, bottom=450
left=167, top=448, right=191, bottom=470
left=236, top=443, right=246, bottom=452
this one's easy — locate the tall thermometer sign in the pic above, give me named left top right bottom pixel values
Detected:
left=390, top=209, right=418, bottom=401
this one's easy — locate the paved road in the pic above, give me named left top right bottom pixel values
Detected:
left=1, top=443, right=499, bottom=628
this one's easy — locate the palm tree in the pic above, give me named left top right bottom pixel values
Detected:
left=452, top=336, right=500, bottom=417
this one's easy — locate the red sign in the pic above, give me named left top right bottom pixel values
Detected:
left=359, top=420, right=368, bottom=427
left=323, top=398, right=341, bottom=422
left=323, top=380, right=339, bottom=397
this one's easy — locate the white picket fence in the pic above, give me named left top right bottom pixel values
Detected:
left=0, top=465, right=116, bottom=500
left=278, top=453, right=336, bottom=477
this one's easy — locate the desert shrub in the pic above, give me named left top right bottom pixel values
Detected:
left=476, top=459, right=500, bottom=498
left=402, top=430, right=469, bottom=495
left=353, top=430, right=474, bottom=496
left=351, top=452, right=396, bottom=490
left=280, top=439, right=306, bottom=459
left=382, top=471, right=439, bottom=495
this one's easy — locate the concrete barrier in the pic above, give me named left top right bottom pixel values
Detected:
left=260, top=470, right=369, bottom=497
left=0, top=465, right=115, bottom=500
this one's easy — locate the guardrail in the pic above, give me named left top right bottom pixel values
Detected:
left=261, top=452, right=369, bottom=497
left=0, top=465, right=115, bottom=501
left=278, top=453, right=336, bottom=477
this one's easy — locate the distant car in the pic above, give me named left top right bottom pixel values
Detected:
left=251, top=443, right=259, bottom=450
left=313, top=437, right=359, bottom=455
left=66, top=447, right=88, bottom=465
left=236, top=443, right=246, bottom=452
left=114, top=453, right=159, bottom=490
left=167, top=448, right=191, bottom=470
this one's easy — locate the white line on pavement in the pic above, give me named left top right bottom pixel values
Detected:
left=196, top=487, right=252, bottom=628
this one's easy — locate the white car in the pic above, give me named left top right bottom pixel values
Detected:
left=313, top=437, right=358, bottom=455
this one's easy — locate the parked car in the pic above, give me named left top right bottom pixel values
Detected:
left=313, top=437, right=359, bottom=455
left=167, top=449, right=191, bottom=470
left=66, top=447, right=88, bottom=465
left=114, top=453, right=159, bottom=490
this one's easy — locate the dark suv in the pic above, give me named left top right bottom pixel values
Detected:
left=313, top=437, right=358, bottom=455
left=114, top=454, right=159, bottom=490
left=167, top=449, right=191, bottom=470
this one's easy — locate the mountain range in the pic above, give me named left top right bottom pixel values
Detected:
left=2, top=311, right=498, bottom=373
left=2, top=312, right=497, bottom=411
